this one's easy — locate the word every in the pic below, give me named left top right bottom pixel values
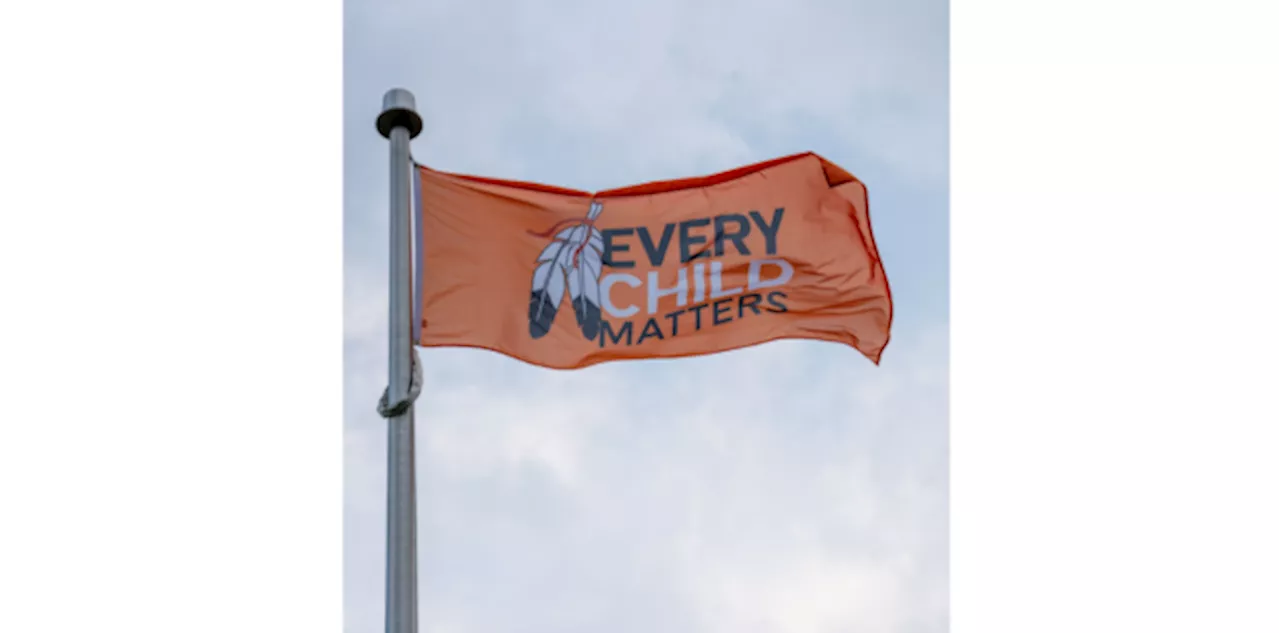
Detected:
left=601, top=208, right=786, bottom=267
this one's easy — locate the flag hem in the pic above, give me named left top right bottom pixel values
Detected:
left=413, top=331, right=886, bottom=371
left=415, top=151, right=863, bottom=200
left=411, top=157, right=424, bottom=345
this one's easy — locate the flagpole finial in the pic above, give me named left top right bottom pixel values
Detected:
left=377, top=88, right=423, bottom=139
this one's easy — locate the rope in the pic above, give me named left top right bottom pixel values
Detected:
left=377, top=348, right=422, bottom=418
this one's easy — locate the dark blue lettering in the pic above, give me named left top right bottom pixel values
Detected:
left=599, top=320, right=634, bottom=346
left=679, top=218, right=711, bottom=263
left=689, top=303, right=708, bottom=331
left=636, top=318, right=665, bottom=345
left=637, top=224, right=675, bottom=267
left=712, top=298, right=733, bottom=325
left=748, top=208, right=785, bottom=255
left=665, top=308, right=686, bottom=337
left=714, top=214, right=752, bottom=257
left=765, top=291, right=788, bottom=313
left=601, top=228, right=634, bottom=268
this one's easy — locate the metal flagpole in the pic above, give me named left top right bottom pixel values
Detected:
left=376, top=88, right=423, bottom=633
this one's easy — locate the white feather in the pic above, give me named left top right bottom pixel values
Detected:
left=571, top=232, right=603, bottom=303
left=567, top=224, right=605, bottom=339
left=530, top=259, right=565, bottom=306
left=529, top=237, right=573, bottom=328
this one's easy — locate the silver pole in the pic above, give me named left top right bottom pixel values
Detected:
left=377, top=88, right=423, bottom=633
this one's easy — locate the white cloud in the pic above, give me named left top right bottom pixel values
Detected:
left=345, top=321, right=946, bottom=632
left=345, top=0, right=946, bottom=189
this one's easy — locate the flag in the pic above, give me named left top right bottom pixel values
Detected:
left=414, top=152, right=892, bottom=369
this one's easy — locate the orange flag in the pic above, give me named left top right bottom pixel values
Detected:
left=415, top=152, right=892, bottom=369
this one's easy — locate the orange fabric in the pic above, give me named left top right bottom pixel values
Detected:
left=416, top=152, right=892, bottom=369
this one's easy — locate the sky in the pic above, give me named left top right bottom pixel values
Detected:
left=344, top=1, right=948, bottom=632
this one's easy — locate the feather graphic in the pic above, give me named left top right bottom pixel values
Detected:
left=527, top=201, right=606, bottom=340
left=566, top=201, right=606, bottom=340
left=528, top=233, right=573, bottom=339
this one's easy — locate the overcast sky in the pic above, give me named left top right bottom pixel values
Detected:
left=344, top=1, right=948, bottom=631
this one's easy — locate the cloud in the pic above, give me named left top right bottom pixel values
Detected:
left=344, top=319, right=946, bottom=632
left=344, top=0, right=947, bottom=631
left=344, top=0, right=946, bottom=190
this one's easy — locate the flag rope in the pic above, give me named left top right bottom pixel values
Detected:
left=377, top=347, right=422, bottom=419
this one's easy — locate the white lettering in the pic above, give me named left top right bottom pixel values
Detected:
left=601, top=273, right=642, bottom=318
left=747, top=258, right=794, bottom=291
left=692, top=262, right=706, bottom=303
left=709, top=261, right=743, bottom=299
left=647, top=269, right=689, bottom=314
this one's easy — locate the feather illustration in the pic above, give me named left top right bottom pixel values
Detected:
left=528, top=233, right=573, bottom=339
left=566, top=202, right=606, bottom=340
left=527, top=201, right=606, bottom=340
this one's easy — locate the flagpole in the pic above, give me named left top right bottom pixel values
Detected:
left=377, top=88, right=423, bottom=633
